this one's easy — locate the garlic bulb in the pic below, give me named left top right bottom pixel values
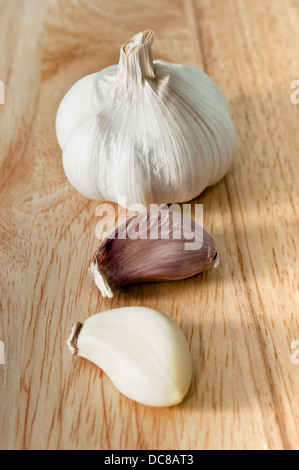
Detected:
left=56, top=30, right=236, bottom=209
left=67, top=307, right=192, bottom=407
left=90, top=208, right=218, bottom=298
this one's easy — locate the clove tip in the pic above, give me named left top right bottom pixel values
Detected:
left=213, top=253, right=220, bottom=269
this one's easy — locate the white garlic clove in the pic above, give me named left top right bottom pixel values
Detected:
left=67, top=307, right=192, bottom=407
left=56, top=30, right=236, bottom=209
left=89, top=209, right=218, bottom=298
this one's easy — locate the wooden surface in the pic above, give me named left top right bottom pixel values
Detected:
left=0, top=0, right=299, bottom=450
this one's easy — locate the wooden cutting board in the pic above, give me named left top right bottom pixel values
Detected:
left=0, top=0, right=298, bottom=450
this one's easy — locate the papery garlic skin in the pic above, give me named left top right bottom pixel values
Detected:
left=90, top=209, right=218, bottom=298
left=67, top=307, right=192, bottom=407
left=56, top=30, right=236, bottom=209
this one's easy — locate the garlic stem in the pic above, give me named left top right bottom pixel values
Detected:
left=117, top=30, right=155, bottom=86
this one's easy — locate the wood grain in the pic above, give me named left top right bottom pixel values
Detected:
left=0, top=0, right=298, bottom=450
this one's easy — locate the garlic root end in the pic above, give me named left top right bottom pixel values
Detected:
left=67, top=322, right=83, bottom=356
left=89, top=261, right=114, bottom=299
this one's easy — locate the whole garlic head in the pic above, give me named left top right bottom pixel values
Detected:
left=56, top=30, right=236, bottom=209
